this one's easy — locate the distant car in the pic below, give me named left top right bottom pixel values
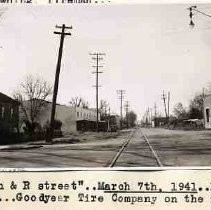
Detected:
left=183, top=119, right=204, bottom=129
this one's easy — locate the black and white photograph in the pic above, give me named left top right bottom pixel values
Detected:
left=0, top=3, right=211, bottom=167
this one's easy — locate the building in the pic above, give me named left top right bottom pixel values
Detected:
left=101, top=114, right=121, bottom=130
left=20, top=100, right=99, bottom=133
left=151, top=117, right=167, bottom=127
left=0, top=92, right=19, bottom=132
left=204, top=94, right=211, bottom=129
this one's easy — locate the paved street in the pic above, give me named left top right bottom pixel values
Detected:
left=0, top=128, right=211, bottom=167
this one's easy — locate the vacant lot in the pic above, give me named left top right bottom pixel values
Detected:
left=115, top=128, right=211, bottom=167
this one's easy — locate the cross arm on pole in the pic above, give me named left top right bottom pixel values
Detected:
left=54, top=32, right=72, bottom=36
left=56, top=25, right=73, bottom=29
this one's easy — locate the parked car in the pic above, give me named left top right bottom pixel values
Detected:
left=183, top=119, right=204, bottom=129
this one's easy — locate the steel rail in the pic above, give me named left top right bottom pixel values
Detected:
left=139, top=129, right=163, bottom=167
left=108, top=128, right=136, bottom=167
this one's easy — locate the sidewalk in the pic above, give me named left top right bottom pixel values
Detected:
left=0, top=135, right=84, bottom=151
left=0, top=143, right=43, bottom=151
left=0, top=130, right=122, bottom=151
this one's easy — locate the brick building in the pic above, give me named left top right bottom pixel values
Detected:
left=20, top=100, right=98, bottom=133
left=0, top=92, right=19, bottom=132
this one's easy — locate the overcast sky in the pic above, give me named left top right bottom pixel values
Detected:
left=1, top=4, right=211, bottom=119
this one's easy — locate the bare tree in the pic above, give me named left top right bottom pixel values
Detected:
left=13, top=75, right=52, bottom=124
left=81, top=100, right=89, bottom=109
left=173, top=102, right=188, bottom=119
left=125, top=111, right=137, bottom=127
left=69, top=97, right=82, bottom=107
left=69, top=97, right=89, bottom=109
left=100, top=100, right=109, bottom=116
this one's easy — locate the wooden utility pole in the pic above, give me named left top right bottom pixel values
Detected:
left=150, top=108, right=153, bottom=126
left=147, top=107, right=150, bottom=127
left=107, top=106, right=111, bottom=132
left=124, top=101, right=130, bottom=128
left=90, top=53, right=105, bottom=132
left=117, top=90, right=125, bottom=129
left=202, top=88, right=206, bottom=128
left=161, top=91, right=168, bottom=123
left=167, top=91, right=170, bottom=119
left=154, top=102, right=157, bottom=118
left=47, top=24, right=72, bottom=142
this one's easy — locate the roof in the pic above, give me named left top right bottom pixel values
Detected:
left=0, top=92, right=19, bottom=105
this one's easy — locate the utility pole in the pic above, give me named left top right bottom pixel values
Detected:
left=107, top=106, right=111, bottom=132
left=202, top=88, right=206, bottom=128
left=161, top=91, right=168, bottom=123
left=150, top=108, right=153, bottom=127
left=167, top=91, right=170, bottom=119
left=117, top=90, right=125, bottom=129
left=154, top=102, right=157, bottom=118
left=187, top=5, right=211, bottom=28
left=124, top=101, right=130, bottom=128
left=154, top=102, right=157, bottom=127
left=47, top=24, right=72, bottom=142
left=188, top=6, right=196, bottom=28
left=147, top=107, right=150, bottom=127
left=90, top=52, right=105, bottom=132
left=187, top=7, right=211, bottom=126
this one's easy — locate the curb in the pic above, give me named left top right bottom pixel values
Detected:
left=0, top=145, right=43, bottom=151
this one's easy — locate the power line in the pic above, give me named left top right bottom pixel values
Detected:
left=193, top=7, right=211, bottom=18
left=47, top=24, right=72, bottom=142
left=117, top=90, right=126, bottom=129
left=90, top=52, right=105, bottom=132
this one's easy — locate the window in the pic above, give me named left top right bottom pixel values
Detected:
left=1, top=107, right=5, bottom=119
left=1, top=106, right=5, bottom=118
left=11, top=108, right=14, bottom=119
left=77, top=112, right=79, bottom=118
left=206, top=108, right=210, bottom=123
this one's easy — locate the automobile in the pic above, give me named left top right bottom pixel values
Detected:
left=183, top=119, right=204, bottom=129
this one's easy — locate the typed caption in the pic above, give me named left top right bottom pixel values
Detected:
left=0, top=170, right=210, bottom=209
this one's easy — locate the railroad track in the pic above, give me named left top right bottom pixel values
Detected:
left=108, top=128, right=136, bottom=167
left=138, top=129, right=163, bottom=167
left=108, top=128, right=163, bottom=167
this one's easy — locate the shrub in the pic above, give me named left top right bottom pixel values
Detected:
left=43, top=119, right=62, bottom=130
left=0, top=121, right=20, bottom=144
